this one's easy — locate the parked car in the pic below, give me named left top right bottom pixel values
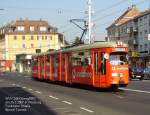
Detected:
left=129, top=67, right=144, bottom=80
left=143, top=67, right=150, bottom=79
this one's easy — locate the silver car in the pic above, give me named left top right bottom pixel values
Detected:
left=143, top=67, right=150, bottom=79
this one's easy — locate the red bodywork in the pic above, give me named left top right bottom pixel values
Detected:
left=31, top=43, right=129, bottom=89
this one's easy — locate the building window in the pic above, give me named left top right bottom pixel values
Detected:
left=37, top=36, right=39, bottom=40
left=31, top=43, right=34, bottom=48
left=144, top=15, right=147, bottom=19
left=31, top=36, right=34, bottom=40
left=140, top=45, right=142, bottom=52
left=22, top=36, right=25, bottom=40
left=144, top=30, right=147, bottom=34
left=140, top=18, right=142, bottom=22
left=22, top=43, right=26, bottom=48
left=140, top=32, right=142, bottom=36
left=39, top=26, right=47, bottom=31
left=30, top=26, right=34, bottom=31
left=144, top=44, right=147, bottom=49
left=17, top=26, right=24, bottom=31
left=42, top=36, right=44, bottom=40
left=48, top=36, right=53, bottom=40
left=14, top=36, right=17, bottom=40
left=45, top=36, right=47, bottom=40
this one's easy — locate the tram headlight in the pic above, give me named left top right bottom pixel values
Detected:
left=112, top=73, right=119, bottom=77
left=112, top=73, right=124, bottom=77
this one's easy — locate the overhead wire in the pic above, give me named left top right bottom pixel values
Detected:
left=93, top=0, right=149, bottom=37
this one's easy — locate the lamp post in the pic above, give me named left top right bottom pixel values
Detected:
left=88, top=0, right=92, bottom=44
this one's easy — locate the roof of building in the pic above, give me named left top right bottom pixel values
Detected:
left=0, top=19, right=58, bottom=34
left=107, top=5, right=140, bottom=29
left=136, top=9, right=150, bottom=18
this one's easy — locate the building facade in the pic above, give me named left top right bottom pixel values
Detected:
left=0, top=19, right=65, bottom=71
left=137, top=10, right=150, bottom=67
left=107, top=5, right=150, bottom=68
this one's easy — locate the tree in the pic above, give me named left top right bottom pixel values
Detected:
left=74, top=36, right=84, bottom=45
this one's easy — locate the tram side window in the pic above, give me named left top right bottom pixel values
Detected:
left=72, top=51, right=90, bottom=66
left=101, top=52, right=106, bottom=75
left=94, top=52, right=98, bottom=74
left=40, top=57, right=44, bottom=67
left=46, top=55, right=50, bottom=66
left=54, top=56, right=59, bottom=67
left=32, top=58, right=38, bottom=66
left=62, top=57, right=65, bottom=66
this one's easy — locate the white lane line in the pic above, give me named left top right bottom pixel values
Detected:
left=35, top=91, right=42, bottom=94
left=22, top=86, right=27, bottom=89
left=53, top=108, right=68, bottom=110
left=80, top=107, right=94, bottom=113
left=0, top=79, right=4, bottom=82
left=12, top=83, right=16, bottom=86
left=49, top=95, right=59, bottom=100
left=116, top=95, right=124, bottom=99
left=142, top=80, right=150, bottom=82
left=62, top=101, right=72, bottom=105
left=28, top=88, right=33, bottom=91
left=24, top=76, right=30, bottom=78
left=16, top=84, right=20, bottom=87
left=119, top=88, right=150, bottom=94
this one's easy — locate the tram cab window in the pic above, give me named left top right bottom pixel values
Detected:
left=72, top=51, right=90, bottom=66
left=110, top=52, right=128, bottom=65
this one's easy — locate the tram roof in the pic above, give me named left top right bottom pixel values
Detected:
left=33, top=41, right=127, bottom=57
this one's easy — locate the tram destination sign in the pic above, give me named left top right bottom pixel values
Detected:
left=115, top=48, right=125, bottom=52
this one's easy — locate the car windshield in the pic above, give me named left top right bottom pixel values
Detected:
left=110, top=52, right=128, bottom=65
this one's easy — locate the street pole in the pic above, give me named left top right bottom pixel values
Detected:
left=88, top=0, right=92, bottom=44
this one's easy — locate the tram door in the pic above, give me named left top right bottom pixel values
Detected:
left=40, top=56, right=44, bottom=79
left=37, top=56, right=41, bottom=79
left=94, top=51, right=106, bottom=87
left=64, top=54, right=72, bottom=84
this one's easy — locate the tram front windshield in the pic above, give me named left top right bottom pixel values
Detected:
left=110, top=52, right=128, bottom=65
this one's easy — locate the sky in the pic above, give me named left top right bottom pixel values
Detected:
left=0, top=0, right=150, bottom=43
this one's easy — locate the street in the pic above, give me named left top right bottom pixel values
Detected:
left=0, top=72, right=150, bottom=115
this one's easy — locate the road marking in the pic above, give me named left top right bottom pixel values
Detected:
left=24, top=76, right=30, bottom=78
left=80, top=107, right=94, bottom=113
left=53, top=108, right=68, bottom=110
left=12, top=83, right=16, bottom=86
left=16, top=84, right=20, bottom=87
left=116, top=95, right=124, bottom=99
left=22, top=86, right=26, bottom=89
left=28, top=88, right=33, bottom=91
left=0, top=79, right=4, bottom=82
left=35, top=91, right=42, bottom=94
left=119, top=88, right=150, bottom=94
left=49, top=95, right=59, bottom=100
left=62, top=101, right=72, bottom=105
left=142, top=80, right=150, bottom=82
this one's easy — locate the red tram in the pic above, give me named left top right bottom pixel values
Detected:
left=31, top=42, right=129, bottom=89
